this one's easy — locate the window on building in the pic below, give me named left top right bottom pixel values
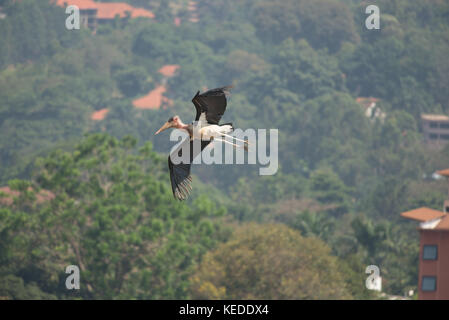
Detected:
left=430, top=122, right=438, bottom=128
left=440, top=123, right=449, bottom=129
left=422, top=276, right=437, bottom=292
left=430, top=133, right=438, bottom=140
left=423, top=245, right=438, bottom=260
left=441, top=134, right=449, bottom=140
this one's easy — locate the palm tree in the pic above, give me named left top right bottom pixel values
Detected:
left=293, top=210, right=335, bottom=242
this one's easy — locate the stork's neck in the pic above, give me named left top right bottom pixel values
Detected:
left=182, top=123, right=193, bottom=138
left=175, top=121, right=189, bottom=130
left=174, top=121, right=192, bottom=137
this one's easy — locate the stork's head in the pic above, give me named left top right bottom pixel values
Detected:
left=154, top=115, right=183, bottom=135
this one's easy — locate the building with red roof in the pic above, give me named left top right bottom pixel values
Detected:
left=158, top=65, right=180, bottom=78
left=401, top=169, right=449, bottom=299
left=132, top=85, right=172, bottom=110
left=53, top=0, right=154, bottom=31
left=91, top=108, right=109, bottom=121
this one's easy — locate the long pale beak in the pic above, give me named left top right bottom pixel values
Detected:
left=155, top=122, right=171, bottom=135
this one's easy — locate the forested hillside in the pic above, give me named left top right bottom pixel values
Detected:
left=1, top=0, right=449, bottom=299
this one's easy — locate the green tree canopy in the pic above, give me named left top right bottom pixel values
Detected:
left=1, top=133, right=228, bottom=299
left=190, top=223, right=352, bottom=299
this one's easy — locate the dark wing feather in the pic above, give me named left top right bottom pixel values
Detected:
left=192, top=90, right=202, bottom=122
left=191, top=86, right=232, bottom=124
left=168, top=138, right=211, bottom=200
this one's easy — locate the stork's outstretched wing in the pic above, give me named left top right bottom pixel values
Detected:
left=192, top=86, right=232, bottom=125
left=168, top=138, right=211, bottom=200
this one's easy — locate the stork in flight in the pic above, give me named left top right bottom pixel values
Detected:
left=154, top=86, right=248, bottom=200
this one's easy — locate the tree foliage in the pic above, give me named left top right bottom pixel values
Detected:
left=1, top=134, right=228, bottom=299
left=190, top=224, right=352, bottom=299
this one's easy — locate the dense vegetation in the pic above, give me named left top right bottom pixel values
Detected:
left=1, top=0, right=449, bottom=299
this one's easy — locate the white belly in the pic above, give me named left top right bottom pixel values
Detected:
left=199, top=125, right=233, bottom=140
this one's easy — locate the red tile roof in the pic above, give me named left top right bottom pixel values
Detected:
left=158, top=65, right=180, bottom=77
left=129, top=7, right=155, bottom=19
left=54, top=0, right=97, bottom=10
left=91, top=108, right=109, bottom=121
left=435, top=215, right=449, bottom=230
left=54, top=0, right=154, bottom=20
left=132, top=86, right=172, bottom=110
left=96, top=2, right=134, bottom=19
left=401, top=207, right=446, bottom=222
left=437, top=169, right=449, bottom=177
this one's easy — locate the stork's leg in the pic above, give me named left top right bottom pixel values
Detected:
left=219, top=138, right=248, bottom=151
left=219, top=138, right=240, bottom=148
left=220, top=134, right=249, bottom=144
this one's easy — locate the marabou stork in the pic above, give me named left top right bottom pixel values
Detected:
left=154, top=86, right=248, bottom=200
